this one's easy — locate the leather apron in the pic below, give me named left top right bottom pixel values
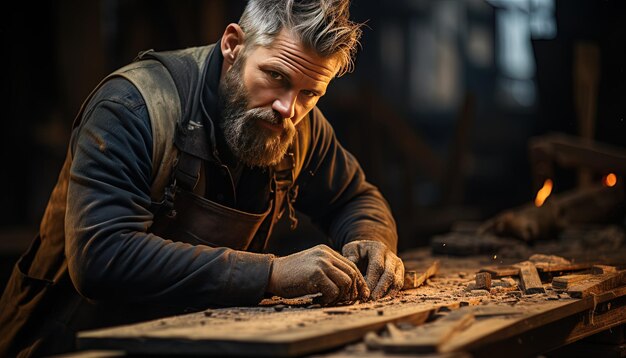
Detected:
left=149, top=149, right=296, bottom=252
left=153, top=188, right=272, bottom=250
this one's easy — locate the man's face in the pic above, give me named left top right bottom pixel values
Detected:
left=219, top=29, right=339, bottom=168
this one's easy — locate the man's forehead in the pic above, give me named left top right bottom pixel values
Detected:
left=258, top=30, right=340, bottom=80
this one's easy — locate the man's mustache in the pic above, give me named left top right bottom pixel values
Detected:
left=245, top=107, right=284, bottom=126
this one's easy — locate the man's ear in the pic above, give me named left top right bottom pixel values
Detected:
left=221, top=23, right=245, bottom=67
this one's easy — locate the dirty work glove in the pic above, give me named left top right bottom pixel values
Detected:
left=342, top=240, right=404, bottom=300
left=267, top=244, right=370, bottom=305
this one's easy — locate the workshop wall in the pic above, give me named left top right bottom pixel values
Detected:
left=1, top=0, right=625, bottom=279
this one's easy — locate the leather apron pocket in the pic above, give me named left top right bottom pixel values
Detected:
left=150, top=189, right=272, bottom=250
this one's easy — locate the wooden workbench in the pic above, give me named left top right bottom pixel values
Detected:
left=73, top=227, right=626, bottom=357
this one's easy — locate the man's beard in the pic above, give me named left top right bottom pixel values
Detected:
left=218, top=57, right=297, bottom=168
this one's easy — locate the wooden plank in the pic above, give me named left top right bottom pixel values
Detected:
left=402, top=260, right=440, bottom=290
left=567, top=270, right=626, bottom=298
left=77, top=301, right=445, bottom=357
left=515, top=261, right=546, bottom=294
left=551, top=274, right=593, bottom=290
left=365, top=308, right=475, bottom=353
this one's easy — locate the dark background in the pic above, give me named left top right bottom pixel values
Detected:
left=1, top=0, right=625, bottom=287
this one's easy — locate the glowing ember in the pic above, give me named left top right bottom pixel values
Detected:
left=534, top=179, right=553, bottom=207
left=603, top=173, right=617, bottom=187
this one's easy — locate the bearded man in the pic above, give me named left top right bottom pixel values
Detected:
left=0, top=0, right=404, bottom=356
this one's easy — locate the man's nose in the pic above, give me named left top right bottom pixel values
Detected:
left=272, top=91, right=297, bottom=120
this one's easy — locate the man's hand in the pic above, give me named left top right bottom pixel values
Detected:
left=267, top=245, right=370, bottom=305
left=342, top=240, right=404, bottom=300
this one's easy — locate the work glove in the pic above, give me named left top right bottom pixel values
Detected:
left=267, top=244, right=370, bottom=305
left=342, top=240, right=405, bottom=301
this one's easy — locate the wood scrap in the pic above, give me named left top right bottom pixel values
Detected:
left=365, top=308, right=475, bottom=353
left=551, top=274, right=593, bottom=290
left=474, top=272, right=492, bottom=290
left=499, top=277, right=518, bottom=289
left=402, top=260, right=440, bottom=290
left=478, top=265, right=520, bottom=278
left=567, top=270, right=626, bottom=298
left=591, top=265, right=617, bottom=274
left=490, top=277, right=519, bottom=294
left=515, top=261, right=546, bottom=294
left=259, top=294, right=320, bottom=307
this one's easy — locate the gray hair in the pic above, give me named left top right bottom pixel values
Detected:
left=238, top=0, right=363, bottom=77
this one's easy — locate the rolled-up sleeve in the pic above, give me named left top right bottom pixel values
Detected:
left=294, top=107, right=398, bottom=252
left=65, top=78, right=273, bottom=308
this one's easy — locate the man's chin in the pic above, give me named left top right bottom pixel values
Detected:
left=238, top=152, right=286, bottom=168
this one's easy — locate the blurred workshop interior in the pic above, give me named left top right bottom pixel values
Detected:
left=1, top=0, right=625, bottom=290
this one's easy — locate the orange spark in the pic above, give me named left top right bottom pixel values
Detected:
left=603, top=173, right=617, bottom=187
left=534, top=179, right=553, bottom=207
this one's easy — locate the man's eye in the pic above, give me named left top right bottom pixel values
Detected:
left=302, top=90, right=317, bottom=98
left=269, top=71, right=283, bottom=80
